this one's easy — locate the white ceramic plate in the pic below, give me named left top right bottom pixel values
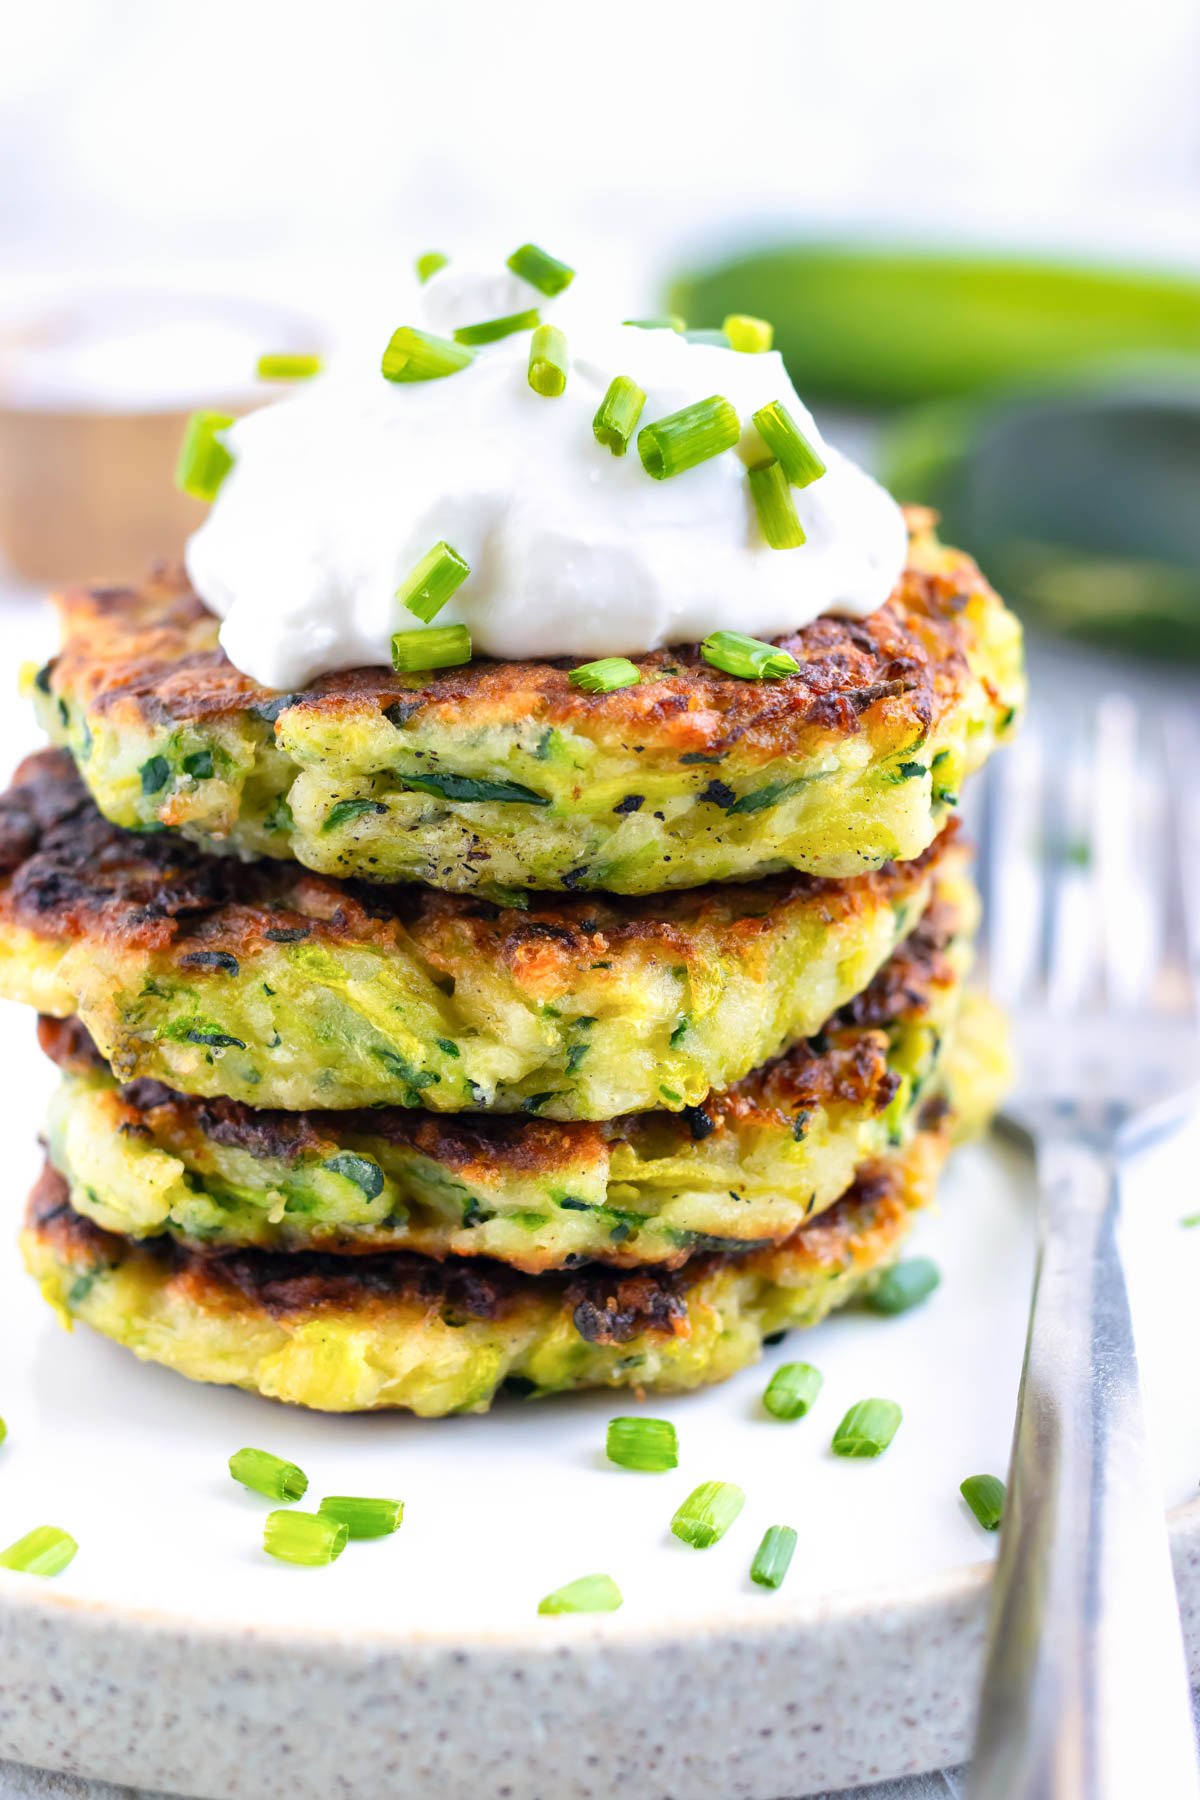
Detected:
left=2, top=986, right=1199, bottom=1800
left=0, top=602, right=1197, bottom=1800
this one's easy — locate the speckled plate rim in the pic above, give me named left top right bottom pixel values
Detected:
left=4, top=1497, right=1200, bottom=1800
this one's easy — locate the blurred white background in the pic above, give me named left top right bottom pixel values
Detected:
left=2, top=0, right=1198, bottom=319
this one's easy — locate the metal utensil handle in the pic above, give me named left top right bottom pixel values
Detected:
left=969, top=1136, right=1199, bottom=1799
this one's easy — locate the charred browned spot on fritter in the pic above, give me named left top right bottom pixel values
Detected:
left=27, top=1160, right=111, bottom=1258
left=37, top=1013, right=102, bottom=1074
left=26, top=1161, right=699, bottom=1333
left=0, top=749, right=955, bottom=970
left=44, top=514, right=994, bottom=762
left=568, top=1268, right=691, bottom=1344
left=832, top=892, right=958, bottom=1032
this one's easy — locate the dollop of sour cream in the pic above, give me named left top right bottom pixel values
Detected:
left=186, top=269, right=907, bottom=691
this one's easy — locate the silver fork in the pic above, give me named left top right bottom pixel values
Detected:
left=968, top=695, right=1200, bottom=1800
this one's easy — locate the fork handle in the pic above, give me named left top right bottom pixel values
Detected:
left=968, top=1136, right=1199, bottom=1799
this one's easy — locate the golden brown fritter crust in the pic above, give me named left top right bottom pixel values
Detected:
left=32, top=512, right=1021, bottom=895
left=27, top=1155, right=914, bottom=1344
left=0, top=747, right=949, bottom=976
left=42, top=510, right=993, bottom=763
left=37, top=885, right=957, bottom=1196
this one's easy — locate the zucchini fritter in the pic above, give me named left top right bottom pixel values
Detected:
left=40, top=883, right=979, bottom=1270
left=23, top=998, right=1006, bottom=1414
left=23, top=1128, right=948, bottom=1416
left=0, top=750, right=954, bottom=1117
left=33, top=512, right=1023, bottom=894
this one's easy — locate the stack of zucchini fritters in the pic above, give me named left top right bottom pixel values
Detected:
left=0, top=507, right=1022, bottom=1415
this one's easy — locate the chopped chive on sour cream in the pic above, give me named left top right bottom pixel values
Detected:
left=390, top=624, right=472, bottom=673
left=454, top=308, right=541, bottom=347
left=751, top=401, right=827, bottom=488
left=623, top=315, right=685, bottom=332
left=747, top=460, right=806, bottom=550
left=397, top=541, right=470, bottom=623
left=592, top=375, right=646, bottom=455
left=638, top=395, right=740, bottom=479
left=381, top=326, right=474, bottom=383
left=506, top=243, right=575, bottom=297
left=528, top=324, right=569, bottom=398
left=184, top=254, right=907, bottom=691
left=724, top=314, right=774, bottom=353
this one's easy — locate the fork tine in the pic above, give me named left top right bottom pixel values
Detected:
left=1045, top=717, right=1100, bottom=1016
left=977, top=726, right=1044, bottom=1010
left=1164, top=708, right=1200, bottom=1021
left=1092, top=695, right=1161, bottom=1012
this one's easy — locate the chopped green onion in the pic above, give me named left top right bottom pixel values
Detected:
left=381, top=326, right=474, bottom=383
left=752, top=401, right=827, bottom=488
left=396, top=541, right=470, bottom=623
left=701, top=629, right=799, bottom=680
left=670, top=1480, right=745, bottom=1548
left=960, top=1474, right=1006, bottom=1531
left=263, top=1509, right=347, bottom=1566
left=638, top=395, right=740, bottom=480
left=528, top=324, right=569, bottom=397
left=506, top=243, right=575, bottom=297
left=229, top=1447, right=309, bottom=1503
left=831, top=1398, right=903, bottom=1458
left=453, top=308, right=540, bottom=346
left=569, top=657, right=641, bottom=695
left=748, top=460, right=807, bottom=550
left=175, top=411, right=234, bottom=501
left=606, top=1416, right=678, bottom=1472
left=723, top=314, right=774, bottom=353
left=0, top=1417, right=6, bottom=1448
left=415, top=250, right=449, bottom=283
left=763, top=1361, right=823, bottom=1421
left=750, top=1524, right=797, bottom=1589
left=538, top=1573, right=623, bottom=1615
left=867, top=1257, right=941, bottom=1315
left=593, top=375, right=646, bottom=455
left=683, top=328, right=730, bottom=346
left=623, top=316, right=685, bottom=332
left=0, top=1526, right=77, bottom=1577
left=1180, top=1213, right=1200, bottom=1228
left=390, top=625, right=472, bottom=673
left=318, top=1496, right=404, bottom=1539
left=256, top=352, right=322, bottom=381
